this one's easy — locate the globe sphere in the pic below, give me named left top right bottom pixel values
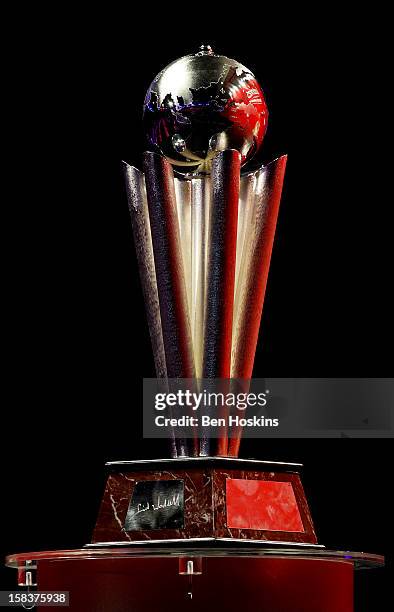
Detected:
left=143, top=46, right=268, bottom=174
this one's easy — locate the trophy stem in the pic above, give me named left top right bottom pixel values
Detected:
left=191, top=177, right=210, bottom=379
left=174, top=178, right=192, bottom=317
left=202, top=150, right=240, bottom=456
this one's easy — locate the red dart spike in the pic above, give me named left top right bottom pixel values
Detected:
left=229, top=155, right=287, bottom=457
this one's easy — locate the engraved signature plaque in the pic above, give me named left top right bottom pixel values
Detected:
left=124, top=480, right=184, bottom=531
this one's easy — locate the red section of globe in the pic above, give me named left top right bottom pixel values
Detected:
left=220, top=76, right=268, bottom=163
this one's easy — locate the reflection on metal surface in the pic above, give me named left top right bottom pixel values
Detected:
left=124, top=153, right=287, bottom=456
left=6, top=545, right=384, bottom=570
left=143, top=47, right=268, bottom=173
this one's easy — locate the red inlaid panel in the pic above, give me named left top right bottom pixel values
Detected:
left=226, top=478, right=304, bottom=532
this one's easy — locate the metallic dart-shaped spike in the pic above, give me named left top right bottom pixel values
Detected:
left=143, top=152, right=198, bottom=457
left=202, top=150, right=241, bottom=456
left=229, top=155, right=287, bottom=457
left=123, top=162, right=167, bottom=380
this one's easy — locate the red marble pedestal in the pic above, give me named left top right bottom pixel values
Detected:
left=94, top=458, right=317, bottom=545
left=5, top=458, right=384, bottom=611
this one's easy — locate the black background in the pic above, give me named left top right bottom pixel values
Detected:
left=2, top=10, right=392, bottom=610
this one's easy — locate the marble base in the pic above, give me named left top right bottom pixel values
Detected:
left=92, top=458, right=317, bottom=545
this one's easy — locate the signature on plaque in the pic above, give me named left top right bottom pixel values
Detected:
left=136, top=492, right=181, bottom=515
left=124, top=480, right=184, bottom=531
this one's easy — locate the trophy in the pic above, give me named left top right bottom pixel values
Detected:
left=124, top=44, right=286, bottom=458
left=5, top=46, right=384, bottom=612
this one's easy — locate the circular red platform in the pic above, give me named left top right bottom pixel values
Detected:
left=6, top=546, right=384, bottom=612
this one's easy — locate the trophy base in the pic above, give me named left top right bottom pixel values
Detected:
left=4, top=458, right=385, bottom=610
left=6, top=546, right=383, bottom=612
left=92, top=457, right=317, bottom=545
